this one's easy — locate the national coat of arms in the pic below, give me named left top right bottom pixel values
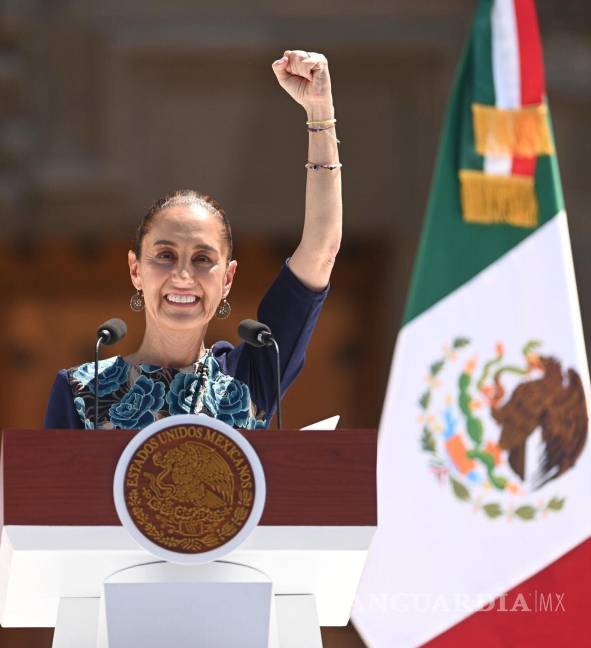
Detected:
left=123, top=423, right=256, bottom=553
left=419, top=338, right=588, bottom=520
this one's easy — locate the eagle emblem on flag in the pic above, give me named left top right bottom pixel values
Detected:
left=419, top=338, right=588, bottom=521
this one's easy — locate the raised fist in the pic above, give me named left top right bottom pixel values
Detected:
left=272, top=50, right=334, bottom=117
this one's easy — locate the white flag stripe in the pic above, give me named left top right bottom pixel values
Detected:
left=353, top=213, right=591, bottom=647
left=491, top=0, right=521, bottom=109
left=483, top=153, right=513, bottom=176
left=484, top=0, right=520, bottom=176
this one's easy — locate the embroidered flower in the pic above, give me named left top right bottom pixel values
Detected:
left=74, top=396, right=94, bottom=429
left=108, top=376, right=165, bottom=429
left=246, top=415, right=268, bottom=430
left=72, top=357, right=129, bottom=397
left=165, top=372, right=198, bottom=415
left=139, top=363, right=164, bottom=374
left=200, top=356, right=268, bottom=429
left=204, top=373, right=252, bottom=428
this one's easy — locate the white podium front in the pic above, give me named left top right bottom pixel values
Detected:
left=0, top=525, right=374, bottom=647
left=100, top=562, right=274, bottom=648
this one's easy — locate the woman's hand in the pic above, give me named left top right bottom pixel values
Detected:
left=272, top=50, right=334, bottom=119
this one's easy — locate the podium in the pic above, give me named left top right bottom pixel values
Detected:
left=0, top=428, right=376, bottom=647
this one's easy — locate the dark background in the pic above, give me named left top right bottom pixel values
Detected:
left=1, top=1, right=590, bottom=646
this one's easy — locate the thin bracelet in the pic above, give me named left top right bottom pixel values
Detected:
left=305, top=162, right=342, bottom=171
left=307, top=125, right=341, bottom=144
left=307, top=124, right=334, bottom=132
left=306, top=118, right=337, bottom=126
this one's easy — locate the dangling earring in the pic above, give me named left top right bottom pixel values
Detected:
left=215, top=297, right=231, bottom=319
left=130, top=289, right=145, bottom=312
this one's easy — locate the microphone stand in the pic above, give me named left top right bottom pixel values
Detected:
left=93, top=318, right=127, bottom=429
left=269, top=337, right=282, bottom=430
left=94, top=337, right=103, bottom=430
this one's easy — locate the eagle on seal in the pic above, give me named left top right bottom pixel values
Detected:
left=150, top=441, right=235, bottom=508
left=491, top=356, right=588, bottom=489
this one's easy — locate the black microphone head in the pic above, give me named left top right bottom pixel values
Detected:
left=97, top=318, right=127, bottom=345
left=238, top=319, right=272, bottom=347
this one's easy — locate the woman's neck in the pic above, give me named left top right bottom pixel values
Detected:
left=126, top=324, right=208, bottom=369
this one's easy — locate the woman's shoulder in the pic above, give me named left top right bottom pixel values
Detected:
left=67, top=355, right=126, bottom=388
left=211, top=339, right=235, bottom=358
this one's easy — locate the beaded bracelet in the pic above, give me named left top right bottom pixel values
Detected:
left=305, top=162, right=342, bottom=171
left=307, top=124, right=334, bottom=132
left=307, top=124, right=341, bottom=144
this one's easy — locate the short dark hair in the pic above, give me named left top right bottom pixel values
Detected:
left=134, top=189, right=233, bottom=261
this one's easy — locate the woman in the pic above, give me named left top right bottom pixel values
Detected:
left=44, top=49, right=341, bottom=430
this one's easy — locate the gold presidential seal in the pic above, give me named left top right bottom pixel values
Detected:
left=123, top=423, right=256, bottom=554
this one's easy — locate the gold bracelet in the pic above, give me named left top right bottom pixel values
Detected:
left=306, top=118, right=337, bottom=126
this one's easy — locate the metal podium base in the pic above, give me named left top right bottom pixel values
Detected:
left=51, top=561, right=323, bottom=648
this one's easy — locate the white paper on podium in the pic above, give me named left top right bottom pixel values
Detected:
left=300, top=416, right=340, bottom=430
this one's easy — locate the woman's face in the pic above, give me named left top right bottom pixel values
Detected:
left=128, top=203, right=237, bottom=332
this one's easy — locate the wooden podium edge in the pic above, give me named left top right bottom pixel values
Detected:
left=0, top=428, right=377, bottom=528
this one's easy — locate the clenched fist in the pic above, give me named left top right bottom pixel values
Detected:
left=272, top=50, right=334, bottom=119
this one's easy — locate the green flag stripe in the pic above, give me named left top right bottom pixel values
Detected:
left=459, top=39, right=484, bottom=173
left=459, top=0, right=494, bottom=172
left=472, top=0, right=495, bottom=106
left=402, top=63, right=563, bottom=326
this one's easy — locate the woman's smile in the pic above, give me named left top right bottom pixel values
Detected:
left=164, top=292, right=200, bottom=306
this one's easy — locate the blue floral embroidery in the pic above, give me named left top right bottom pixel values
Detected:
left=165, top=372, right=197, bottom=415
left=203, top=358, right=267, bottom=429
left=108, top=376, right=165, bottom=429
left=207, top=374, right=251, bottom=427
left=139, top=363, right=163, bottom=374
left=74, top=396, right=94, bottom=429
left=69, top=354, right=267, bottom=430
left=249, top=415, right=268, bottom=430
left=72, top=357, right=129, bottom=397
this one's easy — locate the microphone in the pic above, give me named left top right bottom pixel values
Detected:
left=238, top=319, right=282, bottom=429
left=97, top=318, right=127, bottom=345
left=238, top=319, right=274, bottom=347
left=95, top=318, right=127, bottom=429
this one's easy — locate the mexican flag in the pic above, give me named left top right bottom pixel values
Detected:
left=352, top=1, right=591, bottom=646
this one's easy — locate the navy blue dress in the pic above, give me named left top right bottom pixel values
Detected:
left=44, top=263, right=328, bottom=430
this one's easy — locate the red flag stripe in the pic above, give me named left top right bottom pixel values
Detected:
left=512, top=157, right=537, bottom=176
left=511, top=0, right=545, bottom=177
left=423, top=536, right=591, bottom=647
left=514, top=0, right=545, bottom=104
